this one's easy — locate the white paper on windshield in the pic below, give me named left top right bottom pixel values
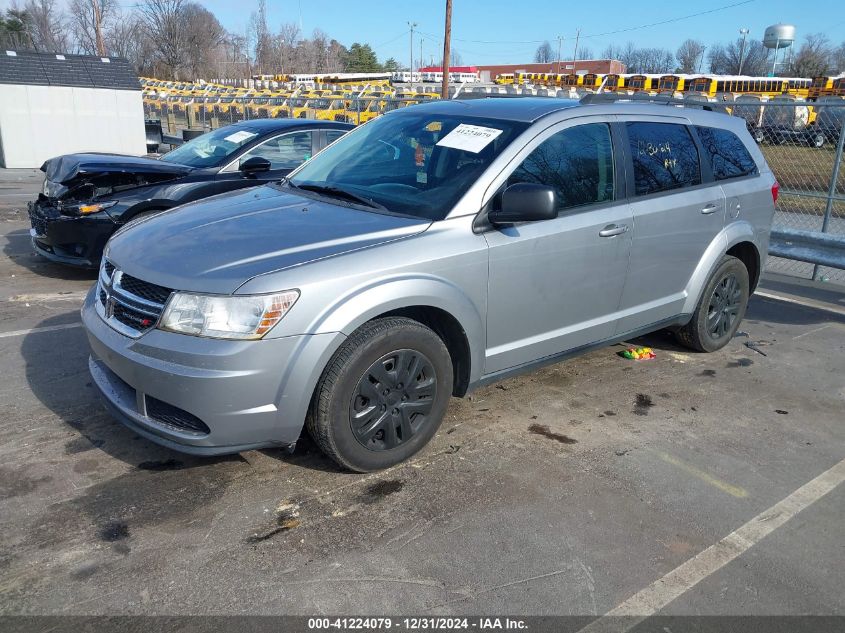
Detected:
left=224, top=130, right=257, bottom=144
left=436, top=124, right=503, bottom=153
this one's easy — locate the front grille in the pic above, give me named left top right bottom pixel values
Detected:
left=97, top=260, right=172, bottom=337
left=145, top=396, right=210, bottom=435
left=119, top=273, right=172, bottom=304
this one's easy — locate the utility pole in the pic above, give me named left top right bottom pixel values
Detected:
left=572, top=28, right=580, bottom=74
left=738, top=28, right=750, bottom=74
left=92, top=0, right=106, bottom=57
left=408, top=21, right=417, bottom=87
left=441, top=0, right=452, bottom=99
left=420, top=38, right=424, bottom=79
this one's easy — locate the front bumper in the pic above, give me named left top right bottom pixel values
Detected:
left=28, top=200, right=116, bottom=268
left=82, top=286, right=342, bottom=454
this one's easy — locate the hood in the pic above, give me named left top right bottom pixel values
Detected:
left=41, top=153, right=193, bottom=201
left=105, top=185, right=431, bottom=294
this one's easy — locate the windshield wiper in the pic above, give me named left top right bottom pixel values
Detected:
left=288, top=181, right=386, bottom=211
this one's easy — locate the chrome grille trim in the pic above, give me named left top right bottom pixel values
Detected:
left=96, top=260, right=172, bottom=338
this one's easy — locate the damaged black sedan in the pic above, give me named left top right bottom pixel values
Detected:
left=28, top=118, right=352, bottom=267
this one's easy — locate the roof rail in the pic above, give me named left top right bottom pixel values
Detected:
left=579, top=93, right=717, bottom=111
left=454, top=92, right=554, bottom=100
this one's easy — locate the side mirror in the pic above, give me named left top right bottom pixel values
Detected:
left=239, top=156, right=271, bottom=176
left=489, top=183, right=557, bottom=225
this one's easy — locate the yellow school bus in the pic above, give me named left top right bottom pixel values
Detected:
left=784, top=77, right=812, bottom=98
left=626, top=74, right=659, bottom=92
left=494, top=73, right=515, bottom=85
left=557, top=73, right=580, bottom=88
left=832, top=77, right=845, bottom=96
left=600, top=74, right=626, bottom=92
left=657, top=74, right=691, bottom=93
left=808, top=76, right=836, bottom=99
left=580, top=73, right=603, bottom=90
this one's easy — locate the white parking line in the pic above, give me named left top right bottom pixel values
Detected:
left=0, top=322, right=83, bottom=339
left=9, top=291, right=89, bottom=303
left=754, top=290, right=845, bottom=318
left=578, top=457, right=845, bottom=632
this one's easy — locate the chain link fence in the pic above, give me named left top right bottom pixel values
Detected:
left=144, top=93, right=845, bottom=285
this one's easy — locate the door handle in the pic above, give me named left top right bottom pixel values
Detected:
left=599, top=224, right=629, bottom=237
left=701, top=203, right=720, bottom=215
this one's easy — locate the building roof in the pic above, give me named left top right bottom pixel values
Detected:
left=0, top=50, right=140, bottom=90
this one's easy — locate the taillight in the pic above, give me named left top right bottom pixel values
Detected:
left=771, top=181, right=779, bottom=204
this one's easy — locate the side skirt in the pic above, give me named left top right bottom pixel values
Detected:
left=469, top=314, right=691, bottom=393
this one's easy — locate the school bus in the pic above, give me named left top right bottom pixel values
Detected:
left=600, top=74, right=626, bottom=92
left=832, top=77, right=845, bottom=96
left=657, top=74, right=693, bottom=93
left=559, top=73, right=582, bottom=88
left=626, top=74, right=660, bottom=92
left=784, top=77, right=812, bottom=98
left=580, top=74, right=603, bottom=90
left=494, top=73, right=515, bottom=85
left=808, top=76, right=837, bottom=99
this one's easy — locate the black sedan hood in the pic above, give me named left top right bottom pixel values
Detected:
left=42, top=153, right=193, bottom=184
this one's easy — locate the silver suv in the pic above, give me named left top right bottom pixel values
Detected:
left=82, top=98, right=777, bottom=472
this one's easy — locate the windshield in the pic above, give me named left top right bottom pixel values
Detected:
left=288, top=110, right=527, bottom=220
left=160, top=126, right=260, bottom=168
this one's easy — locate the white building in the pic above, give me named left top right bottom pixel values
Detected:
left=0, top=50, right=146, bottom=168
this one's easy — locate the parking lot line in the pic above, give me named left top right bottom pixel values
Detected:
left=754, top=290, right=845, bottom=318
left=579, top=457, right=845, bottom=632
left=656, top=451, right=749, bottom=498
left=0, top=322, right=83, bottom=339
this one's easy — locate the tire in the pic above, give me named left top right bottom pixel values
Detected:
left=306, top=317, right=454, bottom=472
left=675, top=255, right=750, bottom=353
left=812, top=133, right=825, bottom=148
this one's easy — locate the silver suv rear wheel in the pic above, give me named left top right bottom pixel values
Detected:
left=676, top=255, right=750, bottom=353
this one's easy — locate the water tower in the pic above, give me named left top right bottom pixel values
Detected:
left=763, top=23, right=796, bottom=76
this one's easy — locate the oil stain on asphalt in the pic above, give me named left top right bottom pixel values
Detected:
left=98, top=520, right=129, bottom=542
left=634, top=394, right=655, bottom=416
left=528, top=423, right=578, bottom=444
left=361, top=479, right=405, bottom=503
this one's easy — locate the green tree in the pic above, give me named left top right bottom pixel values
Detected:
left=0, top=9, right=34, bottom=49
left=383, top=57, right=400, bottom=72
left=346, top=42, right=382, bottom=72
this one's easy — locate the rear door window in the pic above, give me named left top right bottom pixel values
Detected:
left=238, top=131, right=313, bottom=170
left=625, top=122, right=701, bottom=196
left=694, top=126, right=758, bottom=180
left=507, top=122, right=615, bottom=212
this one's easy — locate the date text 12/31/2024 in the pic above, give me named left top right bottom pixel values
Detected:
left=307, top=617, right=528, bottom=630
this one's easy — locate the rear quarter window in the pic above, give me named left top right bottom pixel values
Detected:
left=626, top=122, right=701, bottom=196
left=694, top=125, right=759, bottom=181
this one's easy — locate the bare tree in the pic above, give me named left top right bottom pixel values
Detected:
left=534, top=40, right=553, bottom=64
left=67, top=0, right=116, bottom=54
left=832, top=42, right=845, bottom=73
left=708, top=38, right=768, bottom=75
left=576, top=46, right=593, bottom=60
left=676, top=39, right=705, bottom=73
left=249, top=0, right=273, bottom=74
left=788, top=33, right=833, bottom=77
left=24, top=0, right=67, bottom=52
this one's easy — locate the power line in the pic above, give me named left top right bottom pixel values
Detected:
left=420, top=0, right=756, bottom=46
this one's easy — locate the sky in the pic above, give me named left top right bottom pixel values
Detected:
left=187, top=0, right=845, bottom=66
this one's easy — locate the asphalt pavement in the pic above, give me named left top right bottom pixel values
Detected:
left=0, top=168, right=843, bottom=623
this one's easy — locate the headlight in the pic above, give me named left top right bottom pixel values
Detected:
left=159, top=291, right=299, bottom=340
left=61, top=200, right=118, bottom=216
